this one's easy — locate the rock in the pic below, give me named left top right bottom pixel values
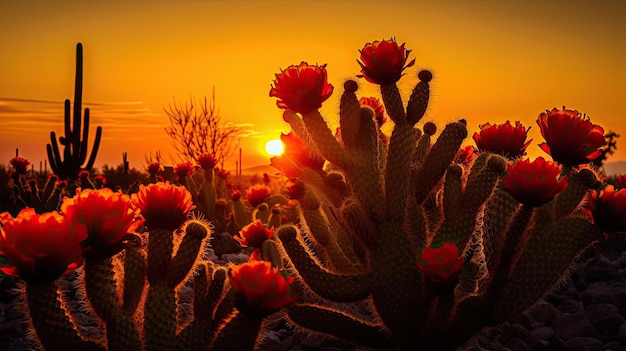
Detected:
left=210, top=231, right=242, bottom=256
left=605, top=341, right=626, bottom=351
left=504, top=337, right=532, bottom=351
left=523, top=302, right=558, bottom=328
left=585, top=257, right=619, bottom=283
left=581, top=281, right=620, bottom=307
left=585, top=303, right=623, bottom=335
left=552, top=313, right=603, bottom=341
left=564, top=336, right=604, bottom=351
left=525, top=327, right=555, bottom=350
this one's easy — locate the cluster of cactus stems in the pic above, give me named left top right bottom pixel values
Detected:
left=273, top=77, right=604, bottom=349
left=46, top=42, right=102, bottom=181
left=4, top=39, right=615, bottom=351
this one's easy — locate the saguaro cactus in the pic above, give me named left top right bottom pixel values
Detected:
left=46, top=42, right=102, bottom=181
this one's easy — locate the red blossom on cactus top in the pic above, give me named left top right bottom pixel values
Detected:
left=217, top=169, right=230, bottom=179
left=0, top=208, right=87, bottom=283
left=502, top=157, right=568, bottom=207
left=270, top=132, right=325, bottom=178
left=196, top=153, right=218, bottom=170
left=357, top=38, right=416, bottom=85
left=78, top=170, right=91, bottom=178
left=246, top=184, right=271, bottom=208
left=147, top=162, right=163, bottom=175
left=537, top=107, right=606, bottom=166
left=417, top=242, right=464, bottom=284
left=230, top=189, right=243, bottom=201
left=94, top=174, right=107, bottom=185
left=585, top=185, right=626, bottom=234
left=359, top=96, right=387, bottom=126
left=236, top=220, right=274, bottom=249
left=61, top=188, right=143, bottom=259
left=454, top=145, right=477, bottom=166
left=132, top=182, right=194, bottom=230
left=473, top=121, right=532, bottom=159
left=229, top=260, right=298, bottom=316
left=269, top=62, right=334, bottom=116
left=174, top=161, right=195, bottom=179
left=9, top=157, right=30, bottom=175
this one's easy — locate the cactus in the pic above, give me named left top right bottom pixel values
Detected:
left=269, top=39, right=605, bottom=350
left=46, top=43, right=102, bottom=181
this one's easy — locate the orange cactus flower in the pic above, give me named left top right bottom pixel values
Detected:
left=503, top=157, right=568, bottom=207
left=9, top=157, right=30, bottom=175
left=269, top=62, right=334, bottom=116
left=61, top=188, right=143, bottom=259
left=454, top=145, right=477, bottom=166
left=270, top=132, right=325, bottom=178
left=357, top=38, right=416, bottom=85
left=586, top=185, right=626, bottom=234
left=246, top=184, right=271, bottom=208
left=133, top=182, right=194, bottom=230
left=537, top=107, right=606, bottom=166
left=147, top=162, right=163, bottom=175
left=236, top=220, right=274, bottom=249
left=359, top=96, right=387, bottom=126
left=417, top=242, right=464, bottom=284
left=229, top=260, right=298, bottom=316
left=0, top=208, right=87, bottom=283
left=473, top=121, right=532, bottom=159
left=174, top=161, right=195, bottom=179
left=197, top=153, right=218, bottom=170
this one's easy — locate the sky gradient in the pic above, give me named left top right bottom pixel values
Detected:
left=1, top=0, right=624, bottom=173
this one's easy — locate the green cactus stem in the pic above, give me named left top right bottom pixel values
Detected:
left=209, top=311, right=264, bottom=351
left=46, top=43, right=102, bottom=181
left=25, top=281, right=105, bottom=351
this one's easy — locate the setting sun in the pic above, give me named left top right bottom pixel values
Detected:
left=265, top=139, right=284, bottom=156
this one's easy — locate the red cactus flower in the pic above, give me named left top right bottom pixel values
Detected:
left=61, top=188, right=143, bottom=259
left=454, top=145, right=477, bottom=166
left=94, top=174, right=107, bottom=185
left=0, top=208, right=87, bottom=283
left=357, top=38, right=416, bottom=85
left=229, top=260, right=298, bottom=316
left=132, top=182, right=194, bottom=230
left=270, top=132, right=325, bottom=178
left=473, top=121, right=532, bottom=159
left=27, top=178, right=38, bottom=187
left=78, top=170, right=91, bottom=178
left=417, top=242, right=464, bottom=284
left=246, top=184, right=271, bottom=208
left=537, top=107, right=606, bottom=166
left=586, top=185, right=626, bottom=234
left=503, top=157, right=568, bottom=207
left=147, top=162, right=163, bottom=175
left=285, top=179, right=305, bottom=200
left=359, top=96, right=387, bottom=126
left=230, top=190, right=242, bottom=201
left=269, top=61, right=334, bottom=116
left=197, top=153, right=218, bottom=170
left=9, top=157, right=30, bottom=175
left=236, top=220, right=274, bottom=249
left=217, top=169, right=230, bottom=179
left=174, top=161, right=195, bottom=180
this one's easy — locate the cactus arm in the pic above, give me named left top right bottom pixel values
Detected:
left=406, top=79, right=430, bottom=126
left=553, top=168, right=598, bottom=219
left=277, top=225, right=373, bottom=302
left=166, top=221, right=209, bottom=287
left=286, top=303, right=397, bottom=349
left=492, top=217, right=603, bottom=321
left=208, top=311, right=263, bottom=351
left=78, top=107, right=90, bottom=165
left=414, top=121, right=467, bottom=204
left=301, top=110, right=348, bottom=167
left=84, top=125, right=102, bottom=171
left=72, top=43, right=83, bottom=160
left=384, top=122, right=415, bottom=221
left=338, top=81, right=362, bottom=149
left=380, top=83, right=406, bottom=124
left=122, top=247, right=146, bottom=314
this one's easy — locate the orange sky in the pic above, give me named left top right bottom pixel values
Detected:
left=1, top=1, right=625, bottom=173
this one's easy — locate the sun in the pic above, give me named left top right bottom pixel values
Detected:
left=265, top=139, right=285, bottom=156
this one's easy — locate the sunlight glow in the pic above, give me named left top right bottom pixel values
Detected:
left=265, top=139, right=284, bottom=156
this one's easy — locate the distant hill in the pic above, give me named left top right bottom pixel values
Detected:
left=603, top=161, right=626, bottom=177
left=241, top=164, right=279, bottom=176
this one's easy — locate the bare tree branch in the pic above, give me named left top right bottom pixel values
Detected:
left=163, top=88, right=245, bottom=167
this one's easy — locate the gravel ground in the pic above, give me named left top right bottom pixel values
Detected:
left=2, top=236, right=626, bottom=351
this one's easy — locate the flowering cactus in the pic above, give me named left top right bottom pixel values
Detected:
left=268, top=38, right=606, bottom=350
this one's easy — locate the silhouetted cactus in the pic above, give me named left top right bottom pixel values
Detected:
left=46, top=43, right=102, bottom=181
